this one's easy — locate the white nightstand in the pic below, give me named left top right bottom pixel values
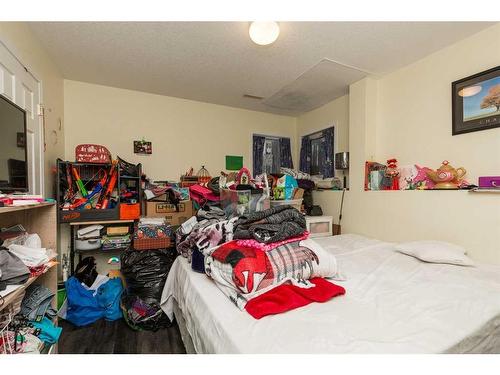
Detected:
left=305, top=215, right=333, bottom=238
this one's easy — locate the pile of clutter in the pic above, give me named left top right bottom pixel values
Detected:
left=170, top=200, right=345, bottom=319
left=0, top=283, right=62, bottom=354
left=58, top=256, right=123, bottom=327
left=0, top=226, right=60, bottom=354
left=0, top=226, right=57, bottom=280
left=120, top=217, right=177, bottom=331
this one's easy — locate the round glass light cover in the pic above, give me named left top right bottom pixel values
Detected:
left=249, top=22, right=280, bottom=45
left=458, top=85, right=482, bottom=97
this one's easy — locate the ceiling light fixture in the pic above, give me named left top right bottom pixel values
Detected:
left=249, top=22, right=280, bottom=46
left=458, top=85, right=482, bottom=97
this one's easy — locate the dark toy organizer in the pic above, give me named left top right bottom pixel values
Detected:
left=56, top=159, right=142, bottom=223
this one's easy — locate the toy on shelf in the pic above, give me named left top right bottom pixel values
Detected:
left=236, top=167, right=252, bottom=186
left=72, top=166, right=88, bottom=197
left=384, top=158, right=400, bottom=190
left=180, top=167, right=199, bottom=188
left=197, top=166, right=211, bottom=185
left=96, top=161, right=118, bottom=209
left=364, top=161, right=386, bottom=190
left=398, top=165, right=418, bottom=190
left=75, top=144, right=112, bottom=164
left=413, top=165, right=436, bottom=190
left=425, top=160, right=467, bottom=190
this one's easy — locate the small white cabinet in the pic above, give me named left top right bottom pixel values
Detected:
left=305, top=215, right=333, bottom=238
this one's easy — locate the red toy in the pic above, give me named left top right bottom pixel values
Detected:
left=75, top=144, right=112, bottom=164
left=97, top=161, right=118, bottom=209
left=385, top=158, right=400, bottom=190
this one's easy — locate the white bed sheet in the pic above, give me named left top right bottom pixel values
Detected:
left=160, top=234, right=500, bottom=353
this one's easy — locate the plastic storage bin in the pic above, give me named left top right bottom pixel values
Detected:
left=75, top=238, right=101, bottom=251
left=220, top=188, right=270, bottom=217
left=270, top=198, right=303, bottom=211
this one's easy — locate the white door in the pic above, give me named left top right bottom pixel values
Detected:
left=0, top=40, right=43, bottom=195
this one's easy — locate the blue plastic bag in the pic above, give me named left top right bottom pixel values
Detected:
left=65, top=276, right=123, bottom=326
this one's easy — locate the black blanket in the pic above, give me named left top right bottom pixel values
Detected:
left=233, top=205, right=306, bottom=244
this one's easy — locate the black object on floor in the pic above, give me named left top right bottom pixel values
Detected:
left=58, top=318, right=187, bottom=354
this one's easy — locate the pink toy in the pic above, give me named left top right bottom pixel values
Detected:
left=413, top=165, right=435, bottom=189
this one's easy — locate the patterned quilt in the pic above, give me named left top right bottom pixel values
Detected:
left=205, top=238, right=345, bottom=318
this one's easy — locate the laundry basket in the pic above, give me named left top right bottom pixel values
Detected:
left=220, top=188, right=270, bottom=217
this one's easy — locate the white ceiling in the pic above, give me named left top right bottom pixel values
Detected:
left=29, top=22, right=495, bottom=116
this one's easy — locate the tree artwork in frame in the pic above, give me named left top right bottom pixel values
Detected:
left=452, top=66, right=500, bottom=135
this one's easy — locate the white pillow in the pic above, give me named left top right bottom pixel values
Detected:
left=395, top=240, right=475, bottom=267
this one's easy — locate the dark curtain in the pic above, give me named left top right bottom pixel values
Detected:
left=279, top=137, right=293, bottom=169
left=321, top=127, right=335, bottom=178
left=252, top=135, right=266, bottom=176
left=299, top=136, right=311, bottom=174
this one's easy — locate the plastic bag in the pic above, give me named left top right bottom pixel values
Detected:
left=120, top=293, right=172, bottom=331
left=120, top=248, right=177, bottom=301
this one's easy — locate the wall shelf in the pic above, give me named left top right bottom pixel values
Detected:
left=468, top=188, right=500, bottom=194
left=0, top=260, right=57, bottom=312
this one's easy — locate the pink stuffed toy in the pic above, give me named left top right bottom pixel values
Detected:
left=413, top=165, right=435, bottom=189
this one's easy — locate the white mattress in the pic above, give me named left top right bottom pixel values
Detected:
left=160, top=234, right=500, bottom=353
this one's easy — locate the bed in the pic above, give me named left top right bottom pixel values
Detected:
left=160, top=234, right=500, bottom=353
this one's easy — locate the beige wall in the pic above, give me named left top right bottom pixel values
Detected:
left=375, top=24, right=500, bottom=183
left=296, top=94, right=349, bottom=179
left=64, top=80, right=297, bottom=181
left=313, top=24, right=500, bottom=264
left=0, top=22, right=65, bottom=197
left=62, top=80, right=297, bottom=273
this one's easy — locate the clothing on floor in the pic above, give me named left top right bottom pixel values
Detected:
left=121, top=294, right=171, bottom=332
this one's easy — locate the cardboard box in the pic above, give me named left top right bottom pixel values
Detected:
left=150, top=187, right=190, bottom=202
left=146, top=200, right=194, bottom=225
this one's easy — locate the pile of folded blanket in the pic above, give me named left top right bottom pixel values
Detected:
left=233, top=205, right=307, bottom=244
left=175, top=204, right=346, bottom=319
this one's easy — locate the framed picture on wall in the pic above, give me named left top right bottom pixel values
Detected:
left=133, top=140, right=152, bottom=154
left=452, top=66, right=500, bottom=135
left=16, top=132, right=25, bottom=148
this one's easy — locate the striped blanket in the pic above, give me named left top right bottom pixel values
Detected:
left=205, top=239, right=345, bottom=318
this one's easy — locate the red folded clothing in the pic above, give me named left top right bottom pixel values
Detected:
left=245, top=277, right=345, bottom=319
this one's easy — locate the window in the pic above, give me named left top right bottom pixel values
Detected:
left=310, top=135, right=325, bottom=175
left=252, top=135, right=293, bottom=176
left=299, top=127, right=335, bottom=178
left=262, top=137, right=280, bottom=174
